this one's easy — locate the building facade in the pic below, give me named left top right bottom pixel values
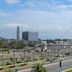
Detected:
left=16, top=26, right=20, bottom=40
left=22, top=31, right=38, bottom=41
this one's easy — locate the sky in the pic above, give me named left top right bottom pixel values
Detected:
left=1, top=0, right=72, bottom=39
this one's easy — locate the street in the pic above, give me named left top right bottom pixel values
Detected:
left=18, top=58, right=72, bottom=72
left=45, top=59, right=72, bottom=72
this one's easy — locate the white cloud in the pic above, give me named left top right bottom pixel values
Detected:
left=66, top=0, right=72, bottom=2
left=4, top=23, right=32, bottom=30
left=22, top=0, right=72, bottom=12
left=1, top=8, right=72, bottom=38
left=0, top=12, right=14, bottom=17
left=13, top=9, right=72, bottom=32
left=5, top=0, right=20, bottom=4
left=5, top=23, right=22, bottom=27
left=1, top=0, right=72, bottom=39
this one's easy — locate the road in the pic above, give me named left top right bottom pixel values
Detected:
left=44, top=59, right=72, bottom=72
left=17, top=57, right=72, bottom=72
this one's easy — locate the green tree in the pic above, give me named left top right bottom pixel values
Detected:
left=31, top=63, right=47, bottom=72
left=0, top=40, right=4, bottom=69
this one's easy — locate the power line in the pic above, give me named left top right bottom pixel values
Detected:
left=60, top=25, right=72, bottom=39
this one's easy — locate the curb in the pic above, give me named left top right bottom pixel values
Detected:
left=62, top=68, right=72, bottom=72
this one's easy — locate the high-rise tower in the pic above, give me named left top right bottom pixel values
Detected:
left=16, top=26, right=20, bottom=40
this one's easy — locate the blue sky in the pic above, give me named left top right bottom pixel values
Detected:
left=1, top=0, right=72, bottom=39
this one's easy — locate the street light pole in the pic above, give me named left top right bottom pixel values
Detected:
left=59, top=60, right=62, bottom=72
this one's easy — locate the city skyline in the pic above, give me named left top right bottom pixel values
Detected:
left=1, top=0, right=72, bottom=39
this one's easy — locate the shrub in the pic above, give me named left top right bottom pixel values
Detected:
left=31, top=63, right=47, bottom=72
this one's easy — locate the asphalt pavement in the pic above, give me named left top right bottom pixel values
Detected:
left=18, top=57, right=72, bottom=72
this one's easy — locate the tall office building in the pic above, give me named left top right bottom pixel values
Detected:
left=22, top=31, right=38, bottom=41
left=16, top=26, right=20, bottom=40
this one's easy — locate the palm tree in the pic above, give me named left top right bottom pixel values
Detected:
left=31, top=63, right=47, bottom=72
